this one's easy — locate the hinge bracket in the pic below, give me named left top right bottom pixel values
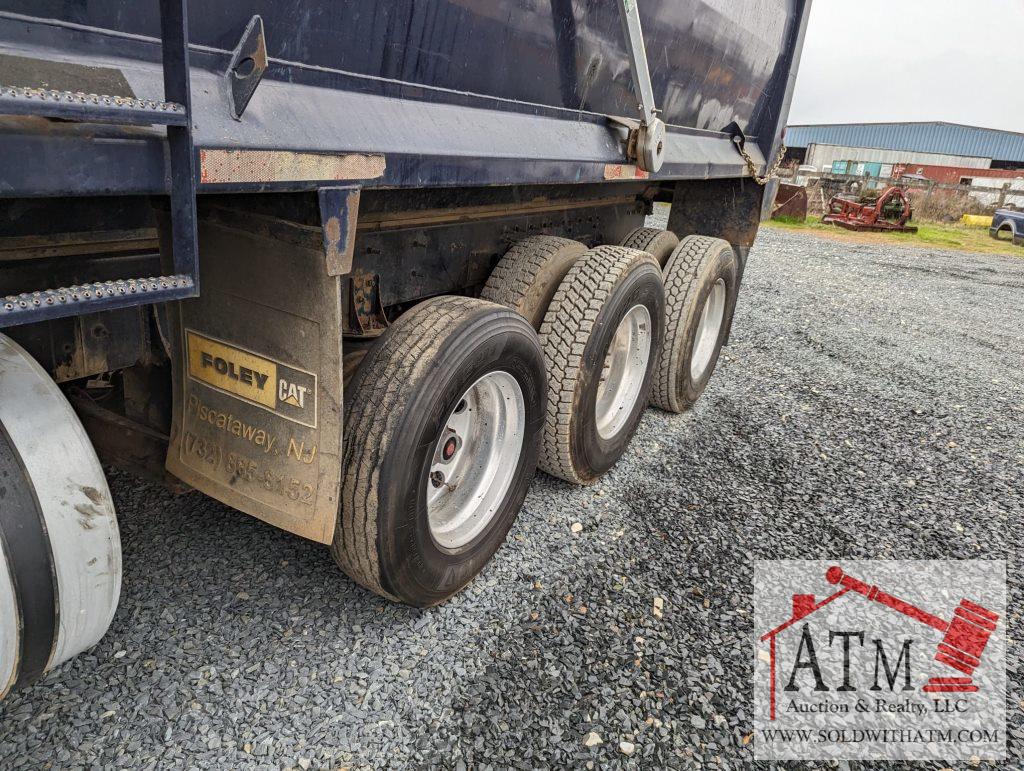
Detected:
left=226, top=15, right=268, bottom=120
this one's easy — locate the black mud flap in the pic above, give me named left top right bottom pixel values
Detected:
left=166, top=194, right=355, bottom=544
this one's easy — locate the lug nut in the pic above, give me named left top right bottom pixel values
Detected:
left=442, top=436, right=459, bottom=461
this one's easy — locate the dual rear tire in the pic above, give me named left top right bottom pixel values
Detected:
left=653, top=235, right=739, bottom=413
left=335, top=230, right=738, bottom=605
left=538, top=245, right=664, bottom=484
left=331, top=297, right=545, bottom=606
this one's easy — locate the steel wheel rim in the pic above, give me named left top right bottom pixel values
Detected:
left=691, top=278, right=726, bottom=382
left=595, top=304, right=653, bottom=439
left=427, top=371, right=525, bottom=551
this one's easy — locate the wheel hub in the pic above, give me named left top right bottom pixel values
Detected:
left=441, top=435, right=458, bottom=461
left=595, top=304, right=653, bottom=439
left=426, top=371, right=525, bottom=551
left=690, top=278, right=726, bottom=382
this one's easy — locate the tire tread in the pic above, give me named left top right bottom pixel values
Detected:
left=331, top=296, right=497, bottom=599
left=481, top=236, right=585, bottom=327
left=538, top=245, right=660, bottom=483
left=652, top=235, right=731, bottom=413
left=619, top=227, right=679, bottom=266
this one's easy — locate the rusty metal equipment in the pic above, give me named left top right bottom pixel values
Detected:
left=822, top=186, right=917, bottom=233
left=771, top=182, right=808, bottom=221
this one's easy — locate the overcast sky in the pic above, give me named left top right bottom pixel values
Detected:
left=788, top=0, right=1024, bottom=131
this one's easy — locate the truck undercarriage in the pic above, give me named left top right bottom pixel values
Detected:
left=0, top=0, right=810, bottom=697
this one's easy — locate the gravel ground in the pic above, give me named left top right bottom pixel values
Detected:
left=1, top=225, right=1021, bottom=769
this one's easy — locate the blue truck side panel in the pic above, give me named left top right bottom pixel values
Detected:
left=0, top=0, right=810, bottom=328
left=1, top=0, right=793, bottom=133
left=0, top=1, right=809, bottom=195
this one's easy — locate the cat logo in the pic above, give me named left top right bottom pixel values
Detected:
left=279, top=378, right=309, bottom=409
left=186, top=330, right=318, bottom=428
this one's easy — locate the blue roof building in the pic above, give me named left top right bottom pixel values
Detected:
left=785, top=122, right=1024, bottom=166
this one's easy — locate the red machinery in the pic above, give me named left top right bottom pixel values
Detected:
left=821, top=185, right=917, bottom=233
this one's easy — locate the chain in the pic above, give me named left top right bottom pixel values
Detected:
left=733, top=136, right=787, bottom=185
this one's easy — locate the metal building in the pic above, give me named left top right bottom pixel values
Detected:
left=803, top=144, right=990, bottom=175
left=785, top=122, right=1024, bottom=167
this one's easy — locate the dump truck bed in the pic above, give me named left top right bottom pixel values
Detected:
left=0, top=1, right=808, bottom=196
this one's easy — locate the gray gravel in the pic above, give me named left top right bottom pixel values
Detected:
left=2, top=225, right=1021, bottom=769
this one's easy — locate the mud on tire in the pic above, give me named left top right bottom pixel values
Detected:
left=481, top=235, right=586, bottom=329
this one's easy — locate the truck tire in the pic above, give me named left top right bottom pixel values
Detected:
left=619, top=227, right=679, bottom=267
left=652, top=235, right=739, bottom=413
left=539, top=246, right=665, bottom=484
left=0, top=334, right=120, bottom=699
left=331, top=296, right=545, bottom=606
left=481, top=235, right=586, bottom=329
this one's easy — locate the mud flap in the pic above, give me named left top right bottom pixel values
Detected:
left=166, top=198, right=351, bottom=544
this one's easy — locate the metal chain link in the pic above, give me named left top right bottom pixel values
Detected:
left=733, top=136, right=788, bottom=185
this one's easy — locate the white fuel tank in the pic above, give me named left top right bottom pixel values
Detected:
left=0, top=333, right=121, bottom=698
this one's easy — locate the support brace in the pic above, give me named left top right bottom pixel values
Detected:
left=614, top=0, right=666, bottom=172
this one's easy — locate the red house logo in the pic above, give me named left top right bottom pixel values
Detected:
left=760, top=565, right=999, bottom=720
left=753, top=560, right=1006, bottom=762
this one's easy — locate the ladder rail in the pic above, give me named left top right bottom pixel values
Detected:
left=1, top=276, right=196, bottom=327
left=159, top=0, right=200, bottom=292
left=0, top=87, right=188, bottom=126
left=0, top=0, right=200, bottom=330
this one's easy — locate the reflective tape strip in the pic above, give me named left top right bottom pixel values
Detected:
left=199, top=148, right=385, bottom=184
left=603, top=163, right=649, bottom=180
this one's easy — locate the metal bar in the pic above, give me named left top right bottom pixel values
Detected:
left=0, top=128, right=760, bottom=196
left=317, top=186, right=360, bottom=276
left=616, top=0, right=657, bottom=126
left=0, top=86, right=187, bottom=126
left=158, top=0, right=200, bottom=292
left=0, top=275, right=195, bottom=328
left=69, top=394, right=188, bottom=493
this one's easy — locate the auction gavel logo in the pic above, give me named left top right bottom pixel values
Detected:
left=824, top=566, right=999, bottom=693
left=760, top=564, right=1000, bottom=721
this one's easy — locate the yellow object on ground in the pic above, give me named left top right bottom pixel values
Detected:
left=961, top=214, right=993, bottom=228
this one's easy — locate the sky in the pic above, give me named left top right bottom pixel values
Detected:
left=788, top=0, right=1024, bottom=131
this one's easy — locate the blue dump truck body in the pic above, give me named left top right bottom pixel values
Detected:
left=0, top=1, right=802, bottom=195
left=0, top=1, right=810, bottom=696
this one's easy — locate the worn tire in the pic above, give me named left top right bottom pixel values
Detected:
left=539, top=246, right=665, bottom=484
left=481, top=235, right=587, bottom=329
left=652, top=235, right=739, bottom=413
left=331, top=296, right=546, bottom=606
left=620, top=227, right=679, bottom=267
